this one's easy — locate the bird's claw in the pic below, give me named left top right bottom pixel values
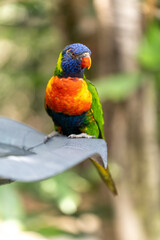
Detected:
left=44, top=131, right=60, bottom=143
left=68, top=133, right=95, bottom=139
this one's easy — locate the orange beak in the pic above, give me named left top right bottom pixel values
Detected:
left=81, top=55, right=91, bottom=69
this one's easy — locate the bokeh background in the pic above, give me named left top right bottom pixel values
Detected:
left=0, top=0, right=160, bottom=240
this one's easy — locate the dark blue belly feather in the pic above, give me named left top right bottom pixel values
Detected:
left=46, top=106, right=87, bottom=136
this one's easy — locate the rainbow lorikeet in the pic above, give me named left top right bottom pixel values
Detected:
left=45, top=43, right=117, bottom=195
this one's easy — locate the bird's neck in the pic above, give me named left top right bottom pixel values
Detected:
left=62, top=71, right=85, bottom=78
left=54, top=70, right=85, bottom=79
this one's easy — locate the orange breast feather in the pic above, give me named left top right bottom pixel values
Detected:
left=45, top=76, right=92, bottom=115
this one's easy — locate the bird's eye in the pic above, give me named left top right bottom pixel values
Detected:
left=70, top=52, right=75, bottom=57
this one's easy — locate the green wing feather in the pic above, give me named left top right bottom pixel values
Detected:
left=86, top=79, right=118, bottom=195
left=86, top=80, right=105, bottom=139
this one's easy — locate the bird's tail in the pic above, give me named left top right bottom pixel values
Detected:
left=91, top=159, right=118, bottom=195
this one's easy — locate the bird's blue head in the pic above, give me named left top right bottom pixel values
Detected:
left=54, top=43, right=91, bottom=78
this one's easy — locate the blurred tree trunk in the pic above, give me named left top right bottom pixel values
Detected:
left=92, top=0, right=148, bottom=240
left=103, top=1, right=160, bottom=240
left=139, top=79, right=160, bottom=236
left=93, top=0, right=116, bottom=75
left=112, top=0, right=141, bottom=72
left=110, top=0, right=146, bottom=239
left=93, top=0, right=159, bottom=239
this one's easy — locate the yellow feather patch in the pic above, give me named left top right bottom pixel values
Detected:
left=57, top=52, right=63, bottom=73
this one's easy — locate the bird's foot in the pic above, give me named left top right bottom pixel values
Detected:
left=68, top=133, right=95, bottom=139
left=44, top=131, right=60, bottom=143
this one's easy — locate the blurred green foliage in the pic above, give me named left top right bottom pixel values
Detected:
left=95, top=73, right=143, bottom=102
left=0, top=167, right=101, bottom=238
left=0, top=0, right=62, bottom=132
left=0, top=184, right=25, bottom=220
left=138, top=23, right=160, bottom=72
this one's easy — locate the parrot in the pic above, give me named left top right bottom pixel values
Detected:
left=44, top=43, right=118, bottom=195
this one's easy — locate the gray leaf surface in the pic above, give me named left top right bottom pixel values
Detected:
left=0, top=117, right=107, bottom=184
